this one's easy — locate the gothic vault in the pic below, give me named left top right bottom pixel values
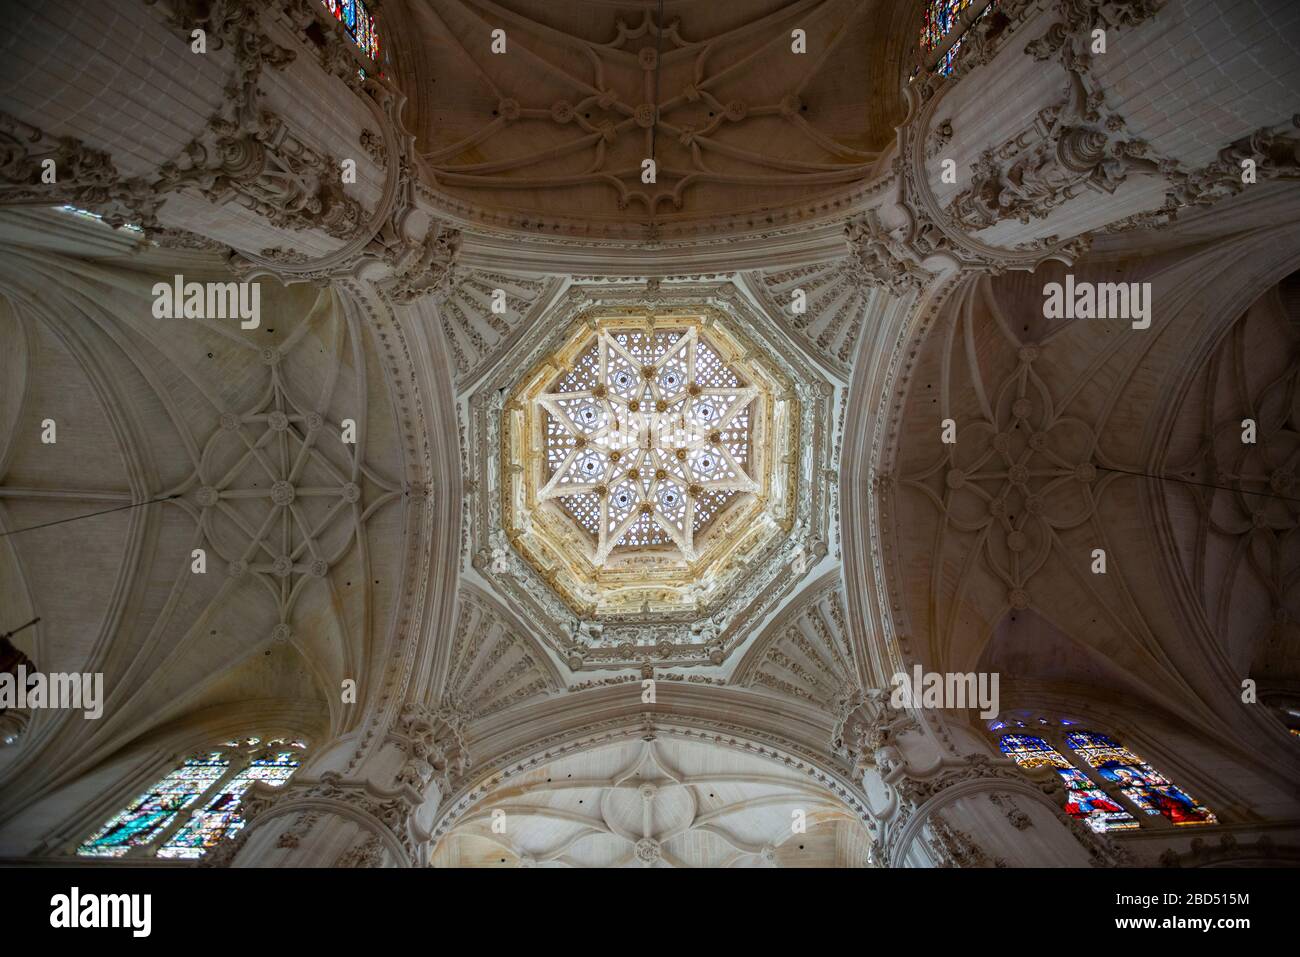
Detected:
left=0, top=0, right=1298, bottom=873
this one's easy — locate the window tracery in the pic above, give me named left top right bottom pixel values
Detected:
left=1064, top=731, right=1217, bottom=828
left=999, top=731, right=1137, bottom=832
left=321, top=0, right=380, bottom=62
left=995, top=719, right=1216, bottom=832
left=917, top=0, right=999, bottom=76
left=76, top=737, right=305, bottom=859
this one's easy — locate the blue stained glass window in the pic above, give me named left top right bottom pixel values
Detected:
left=918, top=0, right=999, bottom=77
left=77, top=754, right=229, bottom=857
left=156, top=752, right=301, bottom=859
left=78, top=740, right=307, bottom=859
left=320, top=0, right=380, bottom=63
left=999, top=733, right=1138, bottom=833
left=1066, top=731, right=1216, bottom=827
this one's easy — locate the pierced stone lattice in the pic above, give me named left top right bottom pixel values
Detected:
left=539, top=327, right=758, bottom=562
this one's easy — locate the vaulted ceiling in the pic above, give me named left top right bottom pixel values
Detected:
left=388, top=0, right=916, bottom=239
left=2, top=0, right=1299, bottom=869
left=431, top=734, right=871, bottom=866
left=0, top=230, right=414, bottom=822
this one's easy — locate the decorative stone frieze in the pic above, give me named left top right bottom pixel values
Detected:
left=0, top=112, right=161, bottom=229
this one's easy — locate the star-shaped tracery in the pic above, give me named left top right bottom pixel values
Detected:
left=539, top=327, right=758, bottom=563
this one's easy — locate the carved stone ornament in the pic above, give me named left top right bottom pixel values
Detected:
left=831, top=686, right=919, bottom=778
left=843, top=214, right=933, bottom=294
left=389, top=702, right=471, bottom=797
left=927, top=810, right=1008, bottom=868
left=1024, top=0, right=1168, bottom=63
left=142, top=0, right=263, bottom=51
left=1, top=1, right=370, bottom=246
left=157, top=101, right=362, bottom=241
left=387, top=224, right=461, bottom=303
left=0, top=112, right=161, bottom=229
left=1161, top=119, right=1300, bottom=216
left=945, top=50, right=1167, bottom=233
left=892, top=752, right=1026, bottom=810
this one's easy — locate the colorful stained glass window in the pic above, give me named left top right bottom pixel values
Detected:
left=1066, top=731, right=1216, bottom=827
left=77, top=754, right=229, bottom=857
left=999, top=733, right=1138, bottom=832
left=156, top=751, right=301, bottom=859
left=321, top=0, right=381, bottom=62
left=918, top=0, right=999, bottom=77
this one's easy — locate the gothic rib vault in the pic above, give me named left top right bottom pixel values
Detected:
left=384, top=0, right=914, bottom=239
left=0, top=0, right=1297, bottom=872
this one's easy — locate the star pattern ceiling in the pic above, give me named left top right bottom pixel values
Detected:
left=538, top=326, right=757, bottom=563
left=402, top=0, right=894, bottom=234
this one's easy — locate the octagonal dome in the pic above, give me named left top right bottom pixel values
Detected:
left=466, top=279, right=835, bottom=671
left=504, top=310, right=795, bottom=616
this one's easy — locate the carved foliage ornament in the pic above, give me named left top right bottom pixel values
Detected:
left=945, top=68, right=1164, bottom=232
left=1024, top=0, right=1167, bottom=63
left=391, top=703, right=471, bottom=797
left=832, top=687, right=920, bottom=778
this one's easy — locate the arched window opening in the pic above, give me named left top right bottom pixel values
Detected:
left=917, top=0, right=1000, bottom=77
left=994, top=718, right=1217, bottom=832
left=76, top=737, right=306, bottom=859
left=1065, top=731, right=1217, bottom=827
left=321, top=0, right=381, bottom=63
left=999, top=733, right=1136, bottom=833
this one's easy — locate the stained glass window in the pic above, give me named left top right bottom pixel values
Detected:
left=917, top=0, right=999, bottom=77
left=999, top=734, right=1138, bottom=832
left=321, top=0, right=381, bottom=62
left=77, top=739, right=306, bottom=859
left=77, top=754, right=229, bottom=857
left=1066, top=731, right=1216, bottom=827
left=156, top=751, right=301, bottom=859
left=57, top=205, right=143, bottom=233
